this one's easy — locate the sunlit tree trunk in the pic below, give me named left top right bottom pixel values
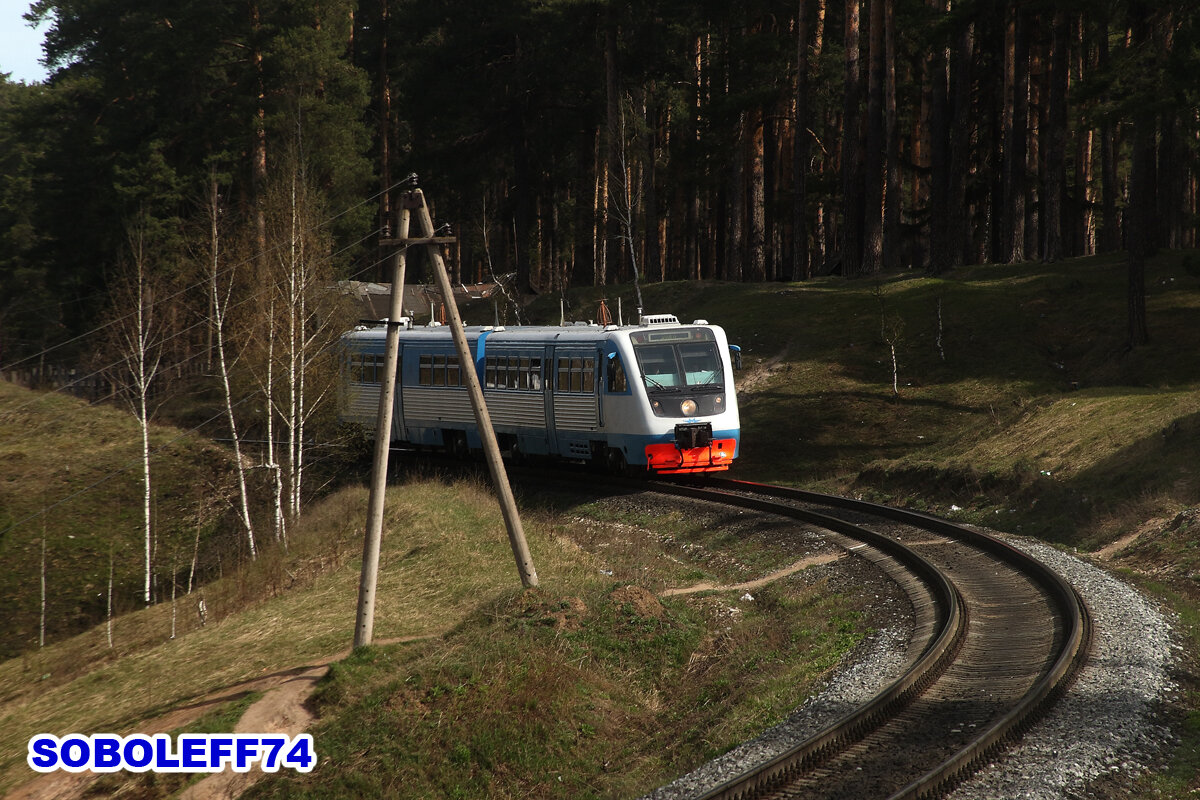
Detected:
left=207, top=176, right=257, bottom=558
left=111, top=222, right=165, bottom=605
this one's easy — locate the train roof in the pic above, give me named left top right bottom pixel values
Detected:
left=341, top=314, right=722, bottom=345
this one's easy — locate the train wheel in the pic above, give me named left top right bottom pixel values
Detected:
left=606, top=447, right=629, bottom=476
left=447, top=430, right=469, bottom=460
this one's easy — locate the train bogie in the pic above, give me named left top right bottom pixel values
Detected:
left=338, top=314, right=741, bottom=475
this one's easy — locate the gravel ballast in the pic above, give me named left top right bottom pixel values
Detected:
left=644, top=532, right=1179, bottom=800
left=947, top=535, right=1179, bottom=800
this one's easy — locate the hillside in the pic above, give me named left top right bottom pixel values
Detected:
left=1, top=478, right=878, bottom=798
left=0, top=382, right=245, bottom=659
left=532, top=252, right=1200, bottom=549
left=2, top=251, right=1199, bottom=798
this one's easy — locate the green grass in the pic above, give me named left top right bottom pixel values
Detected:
left=245, top=572, right=864, bottom=799
left=0, top=477, right=869, bottom=798
left=0, top=381, right=245, bottom=659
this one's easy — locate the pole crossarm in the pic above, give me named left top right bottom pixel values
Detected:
left=377, top=236, right=457, bottom=247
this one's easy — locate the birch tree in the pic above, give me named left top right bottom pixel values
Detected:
left=254, top=147, right=343, bottom=535
left=108, top=221, right=167, bottom=605
left=204, top=175, right=257, bottom=559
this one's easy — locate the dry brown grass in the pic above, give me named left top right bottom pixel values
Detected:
left=0, top=477, right=605, bottom=794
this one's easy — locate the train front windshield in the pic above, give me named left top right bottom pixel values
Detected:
left=630, top=329, right=724, bottom=392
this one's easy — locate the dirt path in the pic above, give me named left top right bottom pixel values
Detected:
left=177, top=665, right=325, bottom=800
left=6, top=635, right=438, bottom=800
left=659, top=553, right=844, bottom=597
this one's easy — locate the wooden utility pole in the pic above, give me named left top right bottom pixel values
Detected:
left=354, top=183, right=538, bottom=650
left=410, top=187, right=539, bottom=589
left=353, top=201, right=411, bottom=649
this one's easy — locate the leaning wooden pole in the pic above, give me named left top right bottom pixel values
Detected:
left=354, top=203, right=410, bottom=649
left=412, top=187, right=539, bottom=588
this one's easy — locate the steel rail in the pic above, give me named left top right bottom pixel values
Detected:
left=641, top=478, right=966, bottom=800
left=661, top=477, right=1092, bottom=800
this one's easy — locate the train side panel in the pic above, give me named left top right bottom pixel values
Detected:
left=337, top=319, right=741, bottom=474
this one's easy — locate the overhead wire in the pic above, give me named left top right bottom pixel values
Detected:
left=0, top=176, right=414, bottom=375
left=0, top=327, right=353, bottom=541
left=0, top=176, right=422, bottom=539
left=0, top=181, right=410, bottom=416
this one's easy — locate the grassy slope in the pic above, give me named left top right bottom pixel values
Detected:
left=0, top=382, right=242, bottom=659
left=0, top=479, right=871, bottom=798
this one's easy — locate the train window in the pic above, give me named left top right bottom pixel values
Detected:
left=570, top=358, right=583, bottom=392
left=507, top=356, right=520, bottom=389
left=518, top=357, right=530, bottom=389
left=447, top=355, right=460, bottom=386
left=486, top=357, right=497, bottom=388
left=554, top=355, right=596, bottom=393
left=582, top=357, right=595, bottom=392
left=633, top=341, right=723, bottom=391
left=607, top=354, right=628, bottom=393
left=419, top=354, right=433, bottom=386
left=635, top=344, right=682, bottom=388
left=557, top=358, right=570, bottom=391
left=678, top=342, right=721, bottom=386
left=368, top=355, right=383, bottom=383
left=530, top=358, right=543, bottom=390
left=433, top=355, right=446, bottom=386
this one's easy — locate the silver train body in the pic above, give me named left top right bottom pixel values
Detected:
left=338, top=314, right=741, bottom=474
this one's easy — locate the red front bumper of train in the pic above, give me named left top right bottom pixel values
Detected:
left=644, top=438, right=737, bottom=474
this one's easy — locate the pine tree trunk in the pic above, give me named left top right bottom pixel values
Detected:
left=863, top=0, right=886, bottom=273
left=842, top=0, right=864, bottom=276
left=1003, top=2, right=1030, bottom=263
left=883, top=0, right=900, bottom=270
left=1126, top=7, right=1154, bottom=348
left=948, top=15, right=973, bottom=266
left=604, top=20, right=620, bottom=285
left=377, top=0, right=391, bottom=242
left=928, top=0, right=951, bottom=273
left=793, top=0, right=812, bottom=280
left=1098, top=15, right=1120, bottom=253
left=250, top=2, right=268, bottom=275
left=1042, top=11, right=1068, bottom=262
left=750, top=109, right=767, bottom=281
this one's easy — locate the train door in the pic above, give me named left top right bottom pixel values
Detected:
left=550, top=346, right=600, bottom=458
left=601, top=344, right=631, bottom=417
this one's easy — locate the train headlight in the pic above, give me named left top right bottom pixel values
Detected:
left=680, top=399, right=697, bottom=416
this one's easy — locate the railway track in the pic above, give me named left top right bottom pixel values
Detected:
left=619, top=476, right=1093, bottom=800
left=412, top=457, right=1092, bottom=797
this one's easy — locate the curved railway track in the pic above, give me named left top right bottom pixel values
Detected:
left=623, top=477, right=1092, bottom=800
left=409, top=456, right=1093, bottom=798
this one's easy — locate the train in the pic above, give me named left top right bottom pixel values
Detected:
left=338, top=313, right=741, bottom=475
